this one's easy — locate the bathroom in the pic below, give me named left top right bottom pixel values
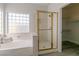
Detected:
left=0, top=3, right=58, bottom=56
left=0, top=3, right=69, bottom=56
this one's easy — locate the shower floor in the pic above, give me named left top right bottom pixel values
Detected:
left=39, top=40, right=51, bottom=50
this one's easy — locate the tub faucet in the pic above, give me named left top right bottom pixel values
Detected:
left=1, top=37, right=3, bottom=44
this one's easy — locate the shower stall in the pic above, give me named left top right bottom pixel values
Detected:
left=37, top=10, right=58, bottom=54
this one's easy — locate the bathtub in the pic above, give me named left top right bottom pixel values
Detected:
left=0, top=33, right=38, bottom=56
left=0, top=39, right=33, bottom=50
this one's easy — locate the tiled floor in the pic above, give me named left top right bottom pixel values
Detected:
left=40, top=41, right=79, bottom=56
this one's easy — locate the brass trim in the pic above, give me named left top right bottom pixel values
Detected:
left=56, top=12, right=58, bottom=49
left=37, top=10, right=58, bottom=51
left=37, top=10, right=57, bottom=13
left=51, top=12, right=53, bottom=49
left=37, top=11, right=39, bottom=51
left=39, top=29, right=52, bottom=30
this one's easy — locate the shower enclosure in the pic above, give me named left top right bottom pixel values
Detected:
left=37, top=10, right=58, bottom=52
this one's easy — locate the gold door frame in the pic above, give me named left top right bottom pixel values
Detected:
left=37, top=10, right=58, bottom=51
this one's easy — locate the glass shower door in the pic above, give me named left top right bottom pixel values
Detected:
left=38, top=11, right=53, bottom=51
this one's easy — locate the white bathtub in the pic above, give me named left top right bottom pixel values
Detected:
left=0, top=39, right=33, bottom=50
left=0, top=33, right=38, bottom=56
left=0, top=39, right=33, bottom=56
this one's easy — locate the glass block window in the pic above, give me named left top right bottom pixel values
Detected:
left=0, top=11, right=3, bottom=34
left=8, top=13, right=29, bottom=33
